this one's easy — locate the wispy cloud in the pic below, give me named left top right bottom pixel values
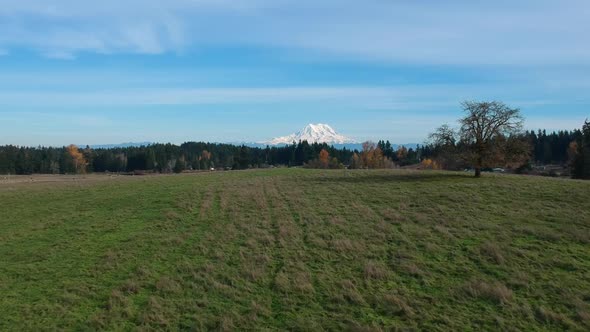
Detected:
left=0, top=84, right=534, bottom=107
left=42, top=50, right=76, bottom=60
left=0, top=86, right=396, bottom=106
left=1, top=1, right=589, bottom=64
left=2, top=82, right=588, bottom=112
left=0, top=1, right=587, bottom=146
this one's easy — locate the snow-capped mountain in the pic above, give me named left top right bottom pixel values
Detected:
left=264, top=123, right=356, bottom=145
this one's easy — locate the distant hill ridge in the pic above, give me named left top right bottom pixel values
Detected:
left=80, top=128, right=419, bottom=151
left=81, top=142, right=152, bottom=149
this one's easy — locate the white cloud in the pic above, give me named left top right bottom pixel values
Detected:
left=42, top=50, right=76, bottom=60
left=0, top=83, right=532, bottom=108
left=0, top=0, right=589, bottom=64
left=0, top=86, right=399, bottom=106
left=2, top=83, right=586, bottom=119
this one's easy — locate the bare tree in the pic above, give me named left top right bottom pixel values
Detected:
left=428, top=124, right=461, bottom=170
left=459, top=101, right=525, bottom=177
left=429, top=124, right=457, bottom=146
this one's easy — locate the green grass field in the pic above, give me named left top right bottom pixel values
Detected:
left=1, top=169, right=589, bottom=331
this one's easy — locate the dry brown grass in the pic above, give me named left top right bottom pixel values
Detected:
left=155, top=276, right=181, bottom=294
left=241, top=264, right=266, bottom=282
left=479, top=241, right=505, bottom=264
left=100, top=249, right=122, bottom=270
left=571, top=298, right=590, bottom=326
left=535, top=306, right=574, bottom=328
left=273, top=272, right=290, bottom=293
left=332, top=238, right=361, bottom=252
left=247, top=300, right=271, bottom=322
left=138, top=296, right=171, bottom=327
left=463, top=279, right=513, bottom=304
left=119, top=280, right=140, bottom=294
left=508, top=271, right=530, bottom=289
left=398, top=262, right=424, bottom=278
left=163, top=210, right=180, bottom=221
left=199, top=188, right=215, bottom=218
left=293, top=271, right=315, bottom=294
left=335, top=279, right=365, bottom=305
left=379, top=294, right=414, bottom=317
left=381, top=208, right=405, bottom=223
left=363, top=261, right=389, bottom=280
left=216, top=315, right=235, bottom=331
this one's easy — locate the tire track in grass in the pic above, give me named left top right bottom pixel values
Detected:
left=331, top=175, right=408, bottom=264
left=174, top=179, right=259, bottom=329
left=314, top=171, right=405, bottom=326
left=123, top=179, right=233, bottom=330
left=274, top=176, right=319, bottom=291
left=85, top=180, right=215, bottom=329
left=315, top=172, right=401, bottom=325
left=219, top=178, right=270, bottom=328
left=276, top=178, right=310, bottom=247
left=331, top=171, right=451, bottom=328
left=158, top=181, right=244, bottom=330
left=148, top=183, right=224, bottom=329
left=275, top=181, right=323, bottom=325
left=262, top=179, right=287, bottom=326
left=273, top=173, right=339, bottom=326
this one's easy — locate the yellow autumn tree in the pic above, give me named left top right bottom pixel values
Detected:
left=568, top=141, right=578, bottom=166
left=369, top=147, right=385, bottom=168
left=420, top=158, right=440, bottom=170
left=350, top=153, right=361, bottom=169
left=360, top=141, right=394, bottom=169
left=66, top=144, right=87, bottom=174
left=396, top=146, right=408, bottom=160
left=360, top=142, right=375, bottom=168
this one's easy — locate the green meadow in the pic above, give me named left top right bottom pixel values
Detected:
left=1, top=169, right=589, bottom=331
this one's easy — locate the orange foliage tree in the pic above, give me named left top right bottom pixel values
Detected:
left=350, top=153, right=362, bottom=169
left=568, top=141, right=578, bottom=166
left=420, top=158, right=440, bottom=170
left=319, top=149, right=330, bottom=169
left=396, top=146, right=408, bottom=160
left=359, top=141, right=394, bottom=169
left=66, top=144, right=88, bottom=174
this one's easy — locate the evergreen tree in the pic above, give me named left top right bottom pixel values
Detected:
left=173, top=157, right=186, bottom=173
left=573, top=120, right=590, bottom=179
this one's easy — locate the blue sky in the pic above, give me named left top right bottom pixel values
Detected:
left=1, top=0, right=589, bottom=146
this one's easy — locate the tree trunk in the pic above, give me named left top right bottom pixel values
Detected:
left=475, top=167, right=481, bottom=177
left=475, top=145, right=484, bottom=178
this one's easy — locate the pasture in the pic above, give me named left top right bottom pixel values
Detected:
left=0, top=169, right=589, bottom=330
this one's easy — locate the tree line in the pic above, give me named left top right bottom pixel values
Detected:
left=527, top=129, right=583, bottom=165
left=305, top=141, right=418, bottom=170
left=2, top=104, right=588, bottom=179
left=0, top=140, right=426, bottom=175
left=571, top=120, right=590, bottom=179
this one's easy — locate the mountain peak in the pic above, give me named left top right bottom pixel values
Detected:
left=302, top=123, right=335, bottom=134
left=264, top=123, right=356, bottom=145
